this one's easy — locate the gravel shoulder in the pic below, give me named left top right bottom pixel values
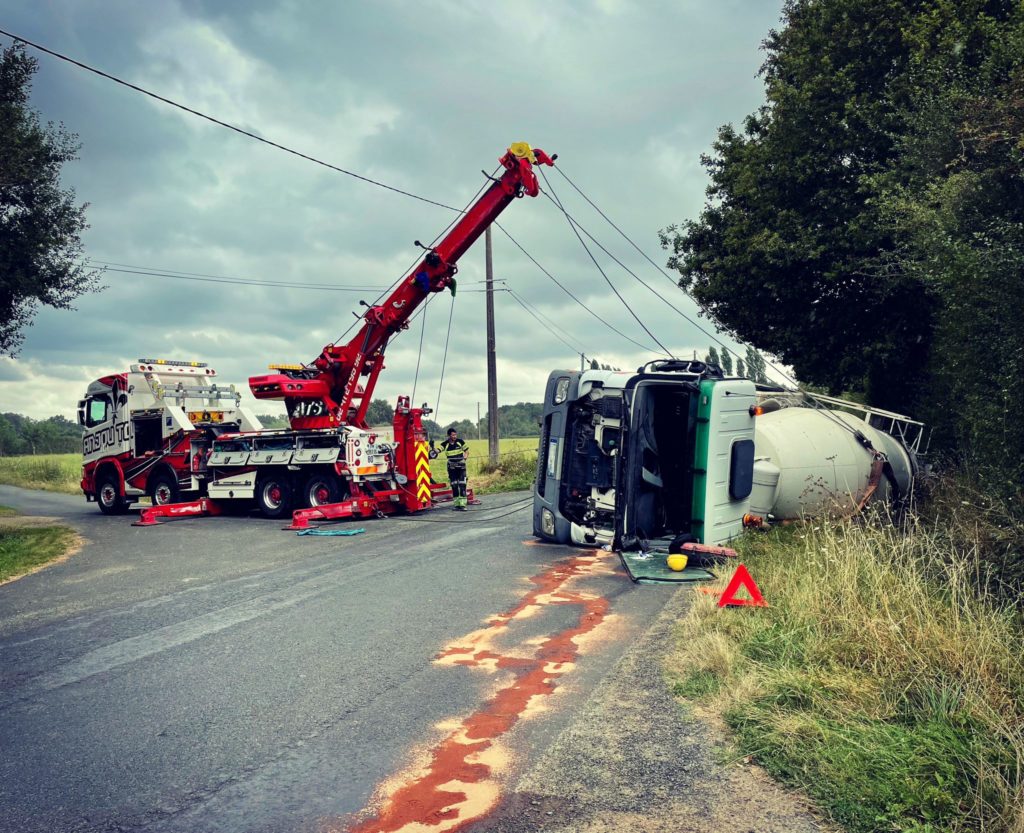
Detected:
left=478, top=584, right=832, bottom=833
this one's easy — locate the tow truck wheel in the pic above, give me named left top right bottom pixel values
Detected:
left=148, top=472, right=180, bottom=506
left=256, top=475, right=293, bottom=519
left=301, top=472, right=342, bottom=508
left=96, top=472, right=130, bottom=515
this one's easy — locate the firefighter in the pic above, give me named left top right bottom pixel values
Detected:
left=438, top=427, right=470, bottom=510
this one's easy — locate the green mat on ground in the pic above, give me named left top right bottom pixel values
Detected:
left=618, top=550, right=717, bottom=584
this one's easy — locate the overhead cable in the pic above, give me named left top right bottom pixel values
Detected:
left=493, top=223, right=659, bottom=354
left=1, top=28, right=698, bottom=362
left=88, top=263, right=388, bottom=292
left=539, top=169, right=672, bottom=357
left=504, top=288, right=589, bottom=360
left=552, top=165, right=801, bottom=389
left=331, top=170, right=497, bottom=345
left=0, top=28, right=461, bottom=213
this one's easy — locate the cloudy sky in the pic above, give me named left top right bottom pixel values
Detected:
left=1, top=0, right=786, bottom=425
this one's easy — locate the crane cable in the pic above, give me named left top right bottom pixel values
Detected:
left=432, top=293, right=456, bottom=431
left=551, top=164, right=802, bottom=390
left=538, top=169, right=673, bottom=357
left=493, top=223, right=659, bottom=354
left=410, top=302, right=428, bottom=406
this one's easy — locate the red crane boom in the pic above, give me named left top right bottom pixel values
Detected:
left=249, top=143, right=555, bottom=431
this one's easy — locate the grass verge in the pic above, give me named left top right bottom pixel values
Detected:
left=0, top=454, right=81, bottom=494
left=669, top=513, right=1024, bottom=833
left=0, top=521, right=79, bottom=583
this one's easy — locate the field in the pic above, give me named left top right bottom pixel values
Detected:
left=427, top=437, right=538, bottom=494
left=0, top=454, right=81, bottom=494
left=0, top=438, right=540, bottom=499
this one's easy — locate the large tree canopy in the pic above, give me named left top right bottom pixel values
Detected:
left=0, top=43, right=100, bottom=356
left=663, top=0, right=1024, bottom=483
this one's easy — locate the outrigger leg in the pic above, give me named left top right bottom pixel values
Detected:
left=132, top=497, right=224, bottom=527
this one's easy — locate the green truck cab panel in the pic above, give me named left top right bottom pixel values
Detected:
left=691, top=379, right=757, bottom=544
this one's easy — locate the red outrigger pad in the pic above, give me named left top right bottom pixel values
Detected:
left=717, top=563, right=768, bottom=608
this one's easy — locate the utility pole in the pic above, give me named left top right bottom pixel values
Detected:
left=485, top=227, right=499, bottom=465
left=476, top=402, right=481, bottom=440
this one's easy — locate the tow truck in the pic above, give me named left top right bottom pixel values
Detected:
left=78, top=143, right=555, bottom=525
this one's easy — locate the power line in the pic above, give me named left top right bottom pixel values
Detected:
left=504, top=285, right=588, bottom=354
left=504, top=288, right=589, bottom=360
left=552, top=164, right=801, bottom=389
left=539, top=168, right=672, bottom=357
left=330, top=170, right=497, bottom=345
left=0, top=28, right=462, bottom=213
left=493, top=222, right=660, bottom=354
left=97, top=263, right=496, bottom=295
left=89, top=259, right=387, bottom=289
left=89, top=264, right=389, bottom=292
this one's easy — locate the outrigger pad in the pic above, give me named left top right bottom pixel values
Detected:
left=618, top=549, right=716, bottom=584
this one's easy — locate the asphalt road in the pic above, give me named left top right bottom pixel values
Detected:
left=0, top=486, right=678, bottom=833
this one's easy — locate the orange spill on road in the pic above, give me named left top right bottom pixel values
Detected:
left=343, top=553, right=612, bottom=833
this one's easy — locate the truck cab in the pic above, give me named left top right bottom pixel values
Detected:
left=533, top=361, right=758, bottom=550
left=78, top=359, right=262, bottom=514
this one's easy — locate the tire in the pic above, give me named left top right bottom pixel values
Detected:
left=148, top=471, right=181, bottom=507
left=256, top=474, right=294, bottom=519
left=301, top=472, right=342, bottom=509
left=96, top=471, right=130, bottom=515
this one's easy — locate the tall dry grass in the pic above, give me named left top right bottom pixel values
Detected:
left=670, top=509, right=1024, bottom=832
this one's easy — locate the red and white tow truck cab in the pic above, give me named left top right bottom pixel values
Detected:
left=78, top=359, right=263, bottom=514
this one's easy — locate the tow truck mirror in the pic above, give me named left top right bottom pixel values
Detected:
left=76, top=400, right=87, bottom=426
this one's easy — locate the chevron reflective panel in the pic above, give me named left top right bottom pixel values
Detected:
left=415, top=442, right=431, bottom=504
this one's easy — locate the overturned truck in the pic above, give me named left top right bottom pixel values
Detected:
left=532, top=360, right=924, bottom=551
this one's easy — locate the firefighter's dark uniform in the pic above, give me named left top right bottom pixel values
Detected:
left=438, top=436, right=469, bottom=510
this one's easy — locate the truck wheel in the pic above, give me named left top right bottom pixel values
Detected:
left=148, top=471, right=180, bottom=506
left=301, top=472, right=342, bottom=508
left=97, top=472, right=130, bottom=515
left=256, top=475, right=293, bottom=519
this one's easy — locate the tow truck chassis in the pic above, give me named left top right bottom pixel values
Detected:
left=132, top=482, right=477, bottom=529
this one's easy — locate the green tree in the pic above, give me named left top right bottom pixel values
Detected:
left=0, top=413, right=24, bottom=456
left=364, top=398, right=395, bottom=426
left=660, top=0, right=935, bottom=412
left=719, top=348, right=733, bottom=375
left=255, top=413, right=290, bottom=429
left=1, top=44, right=101, bottom=355
left=745, top=346, right=768, bottom=384
left=704, top=345, right=721, bottom=369
left=736, top=358, right=746, bottom=379
left=866, top=2, right=1024, bottom=486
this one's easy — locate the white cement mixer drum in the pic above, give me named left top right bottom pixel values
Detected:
left=749, top=408, right=915, bottom=520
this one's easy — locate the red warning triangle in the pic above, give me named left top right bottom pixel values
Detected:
left=718, top=563, right=768, bottom=608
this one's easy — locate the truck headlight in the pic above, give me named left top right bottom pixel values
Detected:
left=554, top=377, right=570, bottom=404
left=541, top=508, right=555, bottom=536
